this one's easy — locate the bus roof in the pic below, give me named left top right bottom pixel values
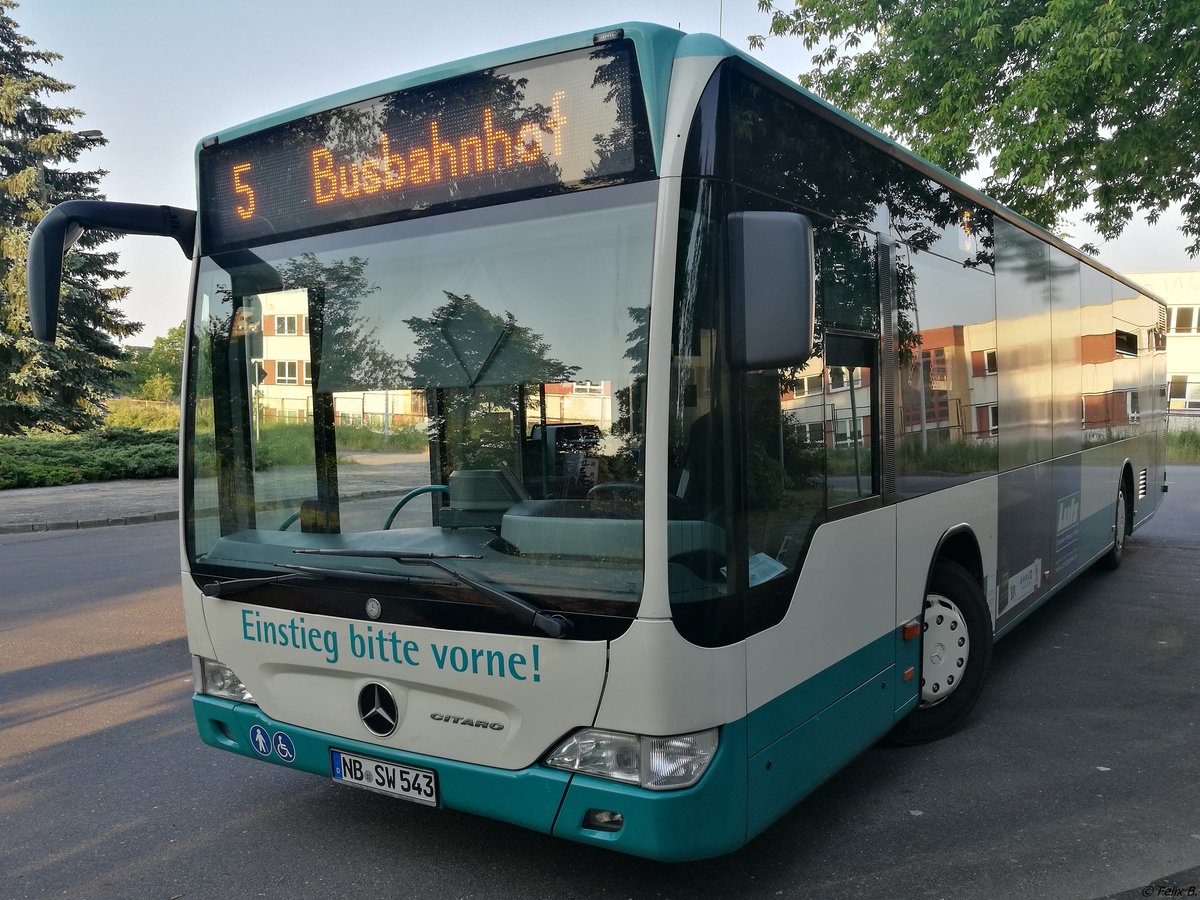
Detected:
left=196, top=22, right=1163, bottom=306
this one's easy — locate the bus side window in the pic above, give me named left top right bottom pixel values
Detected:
left=824, top=332, right=879, bottom=507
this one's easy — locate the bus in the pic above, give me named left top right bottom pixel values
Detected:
left=28, top=22, right=1167, bottom=861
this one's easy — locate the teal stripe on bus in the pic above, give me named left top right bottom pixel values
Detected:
left=746, top=629, right=898, bottom=755
left=192, top=696, right=570, bottom=834
left=552, top=721, right=749, bottom=860
left=747, top=665, right=897, bottom=839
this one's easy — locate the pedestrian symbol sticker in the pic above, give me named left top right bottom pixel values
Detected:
left=249, top=724, right=272, bottom=757
left=272, top=731, right=296, bottom=763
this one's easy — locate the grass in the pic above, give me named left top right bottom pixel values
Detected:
left=1167, top=428, right=1200, bottom=463
left=248, top=421, right=428, bottom=470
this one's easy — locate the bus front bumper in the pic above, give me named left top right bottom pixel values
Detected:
left=192, top=695, right=748, bottom=861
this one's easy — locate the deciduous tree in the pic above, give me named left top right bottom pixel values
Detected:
left=121, top=321, right=185, bottom=398
left=750, top=0, right=1200, bottom=255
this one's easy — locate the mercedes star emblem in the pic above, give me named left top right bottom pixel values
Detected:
left=357, top=682, right=398, bottom=737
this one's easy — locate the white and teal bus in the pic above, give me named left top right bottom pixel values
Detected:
left=28, top=23, right=1167, bottom=861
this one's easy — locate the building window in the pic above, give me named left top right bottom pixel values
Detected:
left=984, top=349, right=998, bottom=375
left=573, top=380, right=604, bottom=395
left=275, top=315, right=299, bottom=335
left=988, top=404, right=998, bottom=436
left=923, top=348, right=948, bottom=382
left=1168, top=376, right=1200, bottom=409
left=795, top=421, right=823, bottom=445
left=1127, top=390, right=1140, bottom=423
left=1115, top=330, right=1138, bottom=357
left=833, top=417, right=865, bottom=449
left=1170, top=306, right=1196, bottom=333
left=926, top=390, right=950, bottom=425
left=276, top=361, right=298, bottom=385
left=796, top=373, right=823, bottom=396
left=828, top=367, right=862, bottom=392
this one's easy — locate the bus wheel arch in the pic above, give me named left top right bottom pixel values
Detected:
left=1100, top=463, right=1135, bottom=570
left=889, top=532, right=993, bottom=745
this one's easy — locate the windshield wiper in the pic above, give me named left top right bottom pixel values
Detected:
left=201, top=572, right=321, bottom=598
left=291, top=548, right=573, bottom=638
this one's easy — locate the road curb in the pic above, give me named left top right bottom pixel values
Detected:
left=0, top=509, right=179, bottom=535
left=0, top=485, right=406, bottom=535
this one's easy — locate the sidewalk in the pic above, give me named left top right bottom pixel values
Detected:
left=0, top=478, right=179, bottom=534
left=0, top=453, right=432, bottom=534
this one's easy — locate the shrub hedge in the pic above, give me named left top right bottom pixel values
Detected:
left=0, top=427, right=178, bottom=489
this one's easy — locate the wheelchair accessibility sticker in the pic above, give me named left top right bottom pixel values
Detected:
left=249, top=724, right=296, bottom=763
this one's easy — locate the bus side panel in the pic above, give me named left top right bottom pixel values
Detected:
left=745, top=663, right=895, bottom=840
left=996, top=462, right=1056, bottom=628
left=1047, top=455, right=1084, bottom=592
left=1079, top=443, right=1120, bottom=563
left=745, top=507, right=896, bottom=755
left=894, top=478, right=1000, bottom=642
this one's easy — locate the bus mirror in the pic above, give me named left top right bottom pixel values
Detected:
left=727, top=211, right=816, bottom=370
left=27, top=200, right=196, bottom=343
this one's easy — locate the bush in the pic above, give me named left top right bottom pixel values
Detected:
left=137, top=373, right=177, bottom=402
left=106, top=398, right=181, bottom=431
left=0, top=428, right=178, bottom=489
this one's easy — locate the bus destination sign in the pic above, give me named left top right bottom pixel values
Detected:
left=199, top=42, right=652, bottom=253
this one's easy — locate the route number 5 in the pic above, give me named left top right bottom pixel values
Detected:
left=232, top=163, right=256, bottom=220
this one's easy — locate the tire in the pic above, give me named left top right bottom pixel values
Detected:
left=1099, top=481, right=1128, bottom=571
left=888, top=558, right=993, bottom=745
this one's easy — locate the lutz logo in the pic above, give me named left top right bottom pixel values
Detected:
left=1056, top=493, right=1081, bottom=534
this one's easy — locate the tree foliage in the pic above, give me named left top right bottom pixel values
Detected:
left=750, top=0, right=1200, bottom=255
left=0, top=0, right=137, bottom=434
left=122, top=320, right=184, bottom=398
left=275, top=252, right=405, bottom=391
left=401, top=290, right=578, bottom=473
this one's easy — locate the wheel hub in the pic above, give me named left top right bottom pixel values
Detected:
left=921, top=594, right=970, bottom=707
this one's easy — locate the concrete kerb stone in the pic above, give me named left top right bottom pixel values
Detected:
left=0, top=509, right=181, bottom=535
left=0, top=488, right=402, bottom=535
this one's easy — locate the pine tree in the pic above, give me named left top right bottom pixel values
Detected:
left=0, top=0, right=139, bottom=434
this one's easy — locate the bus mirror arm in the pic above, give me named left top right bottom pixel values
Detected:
left=727, top=211, right=817, bottom=370
left=27, top=200, right=196, bottom=343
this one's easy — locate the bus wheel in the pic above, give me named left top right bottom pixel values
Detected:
left=1099, top=482, right=1128, bottom=570
left=888, top=559, right=993, bottom=745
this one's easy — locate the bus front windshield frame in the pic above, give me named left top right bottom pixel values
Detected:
left=185, top=182, right=656, bottom=637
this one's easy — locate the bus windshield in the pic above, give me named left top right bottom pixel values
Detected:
left=186, top=182, right=655, bottom=633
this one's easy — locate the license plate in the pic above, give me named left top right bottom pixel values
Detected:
left=330, top=749, right=438, bottom=806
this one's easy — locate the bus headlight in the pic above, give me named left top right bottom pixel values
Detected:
left=544, top=727, right=718, bottom=790
left=193, top=656, right=255, bottom=703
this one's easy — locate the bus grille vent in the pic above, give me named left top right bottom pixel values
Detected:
left=1138, top=468, right=1148, bottom=499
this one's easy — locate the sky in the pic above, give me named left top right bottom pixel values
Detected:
left=17, top=0, right=1199, bottom=343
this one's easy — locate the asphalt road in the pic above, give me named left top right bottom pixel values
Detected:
left=1, top=470, right=1197, bottom=899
